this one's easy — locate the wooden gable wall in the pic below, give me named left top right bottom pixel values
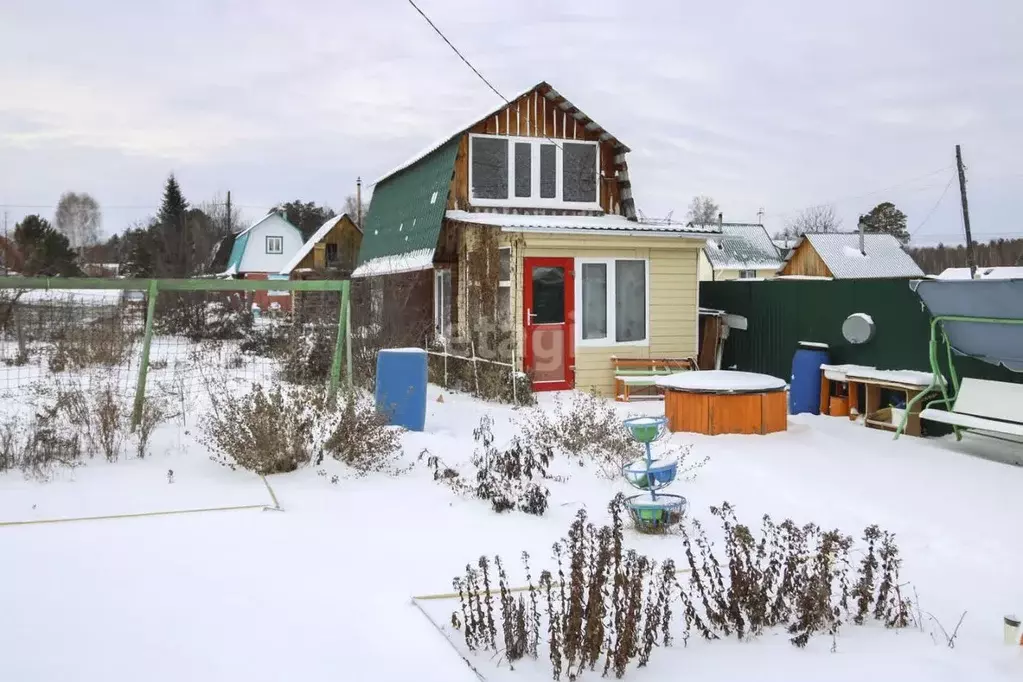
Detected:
left=779, top=240, right=833, bottom=278
left=447, top=85, right=624, bottom=215
left=295, top=215, right=362, bottom=276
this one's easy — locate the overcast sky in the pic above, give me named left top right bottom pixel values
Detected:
left=1, top=0, right=1020, bottom=245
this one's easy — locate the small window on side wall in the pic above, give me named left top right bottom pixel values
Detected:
left=434, top=268, right=452, bottom=340
left=266, top=235, right=284, bottom=254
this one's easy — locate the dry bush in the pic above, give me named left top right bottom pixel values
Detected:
left=202, top=383, right=405, bottom=476
left=48, top=324, right=134, bottom=373
left=135, top=398, right=169, bottom=459
left=201, top=383, right=323, bottom=475
left=0, top=412, right=83, bottom=480
left=428, top=349, right=534, bottom=406
left=40, top=379, right=134, bottom=462
left=424, top=415, right=554, bottom=515
left=279, top=323, right=335, bottom=384
left=453, top=499, right=917, bottom=680
left=321, top=390, right=404, bottom=475
left=154, top=294, right=252, bottom=342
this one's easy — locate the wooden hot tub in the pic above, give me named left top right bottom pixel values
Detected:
left=656, top=370, right=788, bottom=435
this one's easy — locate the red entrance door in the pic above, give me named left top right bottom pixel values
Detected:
left=523, top=257, right=574, bottom=391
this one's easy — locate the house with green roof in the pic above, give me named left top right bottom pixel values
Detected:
left=214, top=211, right=303, bottom=311
left=354, top=82, right=717, bottom=396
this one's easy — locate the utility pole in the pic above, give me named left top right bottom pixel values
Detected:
left=356, top=177, right=362, bottom=230
left=955, top=144, right=977, bottom=279
left=225, top=190, right=232, bottom=233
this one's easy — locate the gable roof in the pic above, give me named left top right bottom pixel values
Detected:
left=702, top=223, right=782, bottom=271
left=358, top=82, right=635, bottom=271
left=937, top=266, right=1023, bottom=280
left=222, top=212, right=300, bottom=275
left=372, top=82, right=631, bottom=185
left=279, top=214, right=357, bottom=275
left=786, top=232, right=924, bottom=279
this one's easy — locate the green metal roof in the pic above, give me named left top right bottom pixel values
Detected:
left=357, top=139, right=459, bottom=265
left=225, top=231, right=249, bottom=273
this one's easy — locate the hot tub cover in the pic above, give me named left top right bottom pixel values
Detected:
left=656, top=370, right=787, bottom=393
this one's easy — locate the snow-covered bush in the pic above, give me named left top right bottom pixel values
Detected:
left=0, top=413, right=82, bottom=480
left=48, top=323, right=134, bottom=372
left=278, top=323, right=334, bottom=384
left=425, top=415, right=553, bottom=515
left=202, top=383, right=404, bottom=477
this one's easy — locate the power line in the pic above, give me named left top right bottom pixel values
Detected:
left=406, top=0, right=506, bottom=103
left=909, top=172, right=957, bottom=238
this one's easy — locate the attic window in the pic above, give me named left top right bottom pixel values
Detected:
left=469, top=134, right=600, bottom=210
left=266, top=236, right=283, bottom=254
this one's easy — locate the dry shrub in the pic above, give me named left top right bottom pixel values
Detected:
left=428, top=347, right=535, bottom=406
left=202, top=383, right=405, bottom=476
left=48, top=324, right=134, bottom=372
left=424, top=415, right=554, bottom=515
left=0, top=412, right=83, bottom=480
left=453, top=499, right=917, bottom=679
left=321, top=390, right=404, bottom=475
left=201, top=383, right=322, bottom=475
left=135, top=398, right=169, bottom=459
left=42, top=379, right=133, bottom=462
left=518, top=392, right=708, bottom=480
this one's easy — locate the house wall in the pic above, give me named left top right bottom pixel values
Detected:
left=779, top=242, right=833, bottom=277
left=294, top=216, right=362, bottom=275
left=239, top=215, right=304, bottom=274
left=712, top=267, right=780, bottom=281
left=242, top=272, right=293, bottom=313
left=498, top=231, right=703, bottom=396
left=446, top=87, right=624, bottom=215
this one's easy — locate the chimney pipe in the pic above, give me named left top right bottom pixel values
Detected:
left=356, top=177, right=362, bottom=230
left=718, top=212, right=723, bottom=230
left=858, top=219, right=866, bottom=256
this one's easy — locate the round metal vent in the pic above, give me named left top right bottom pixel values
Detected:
left=842, top=313, right=875, bottom=345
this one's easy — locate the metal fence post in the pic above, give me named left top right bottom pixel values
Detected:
left=329, top=280, right=350, bottom=402
left=132, top=279, right=159, bottom=428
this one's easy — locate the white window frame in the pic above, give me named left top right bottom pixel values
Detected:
left=265, top=235, right=284, bottom=254
left=574, top=257, right=650, bottom=347
left=434, top=267, right=452, bottom=341
left=468, top=133, right=601, bottom=211
left=738, top=269, right=757, bottom=279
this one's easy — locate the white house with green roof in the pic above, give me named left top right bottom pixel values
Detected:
left=218, top=211, right=303, bottom=311
left=354, top=82, right=718, bottom=396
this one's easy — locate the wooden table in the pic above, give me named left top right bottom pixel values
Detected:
left=819, top=366, right=941, bottom=437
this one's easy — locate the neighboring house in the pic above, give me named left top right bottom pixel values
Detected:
left=81, top=262, right=120, bottom=277
left=772, top=238, right=798, bottom=261
left=353, top=81, right=718, bottom=395
left=698, top=222, right=782, bottom=281
left=218, top=211, right=304, bottom=311
left=280, top=214, right=362, bottom=279
left=936, top=266, right=1023, bottom=280
left=779, top=232, right=924, bottom=279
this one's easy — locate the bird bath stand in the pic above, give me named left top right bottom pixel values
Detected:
left=621, top=416, right=687, bottom=533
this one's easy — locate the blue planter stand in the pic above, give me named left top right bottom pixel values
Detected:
left=620, top=417, right=688, bottom=533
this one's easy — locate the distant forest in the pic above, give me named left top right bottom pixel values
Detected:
left=907, top=238, right=1023, bottom=275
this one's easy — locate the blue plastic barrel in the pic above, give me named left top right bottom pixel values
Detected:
left=789, top=342, right=830, bottom=415
left=375, top=348, right=428, bottom=431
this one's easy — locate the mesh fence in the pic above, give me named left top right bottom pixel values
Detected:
left=0, top=280, right=349, bottom=426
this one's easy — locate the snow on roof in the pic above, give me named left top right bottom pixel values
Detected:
left=372, top=82, right=632, bottom=186
left=350, top=248, right=434, bottom=279
left=788, top=232, right=923, bottom=279
left=937, top=266, right=1023, bottom=280
left=279, top=214, right=348, bottom=275
left=445, top=211, right=717, bottom=236
left=703, top=223, right=783, bottom=272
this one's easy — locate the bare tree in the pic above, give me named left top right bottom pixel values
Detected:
left=780, top=204, right=841, bottom=240
left=54, top=191, right=101, bottom=252
left=686, top=195, right=720, bottom=226
left=343, top=193, right=369, bottom=229
left=199, top=194, right=245, bottom=236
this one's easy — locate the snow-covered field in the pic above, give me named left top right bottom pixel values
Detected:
left=2, top=385, right=1022, bottom=681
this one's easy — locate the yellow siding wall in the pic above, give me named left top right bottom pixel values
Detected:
left=711, top=267, right=779, bottom=281
left=504, top=232, right=702, bottom=396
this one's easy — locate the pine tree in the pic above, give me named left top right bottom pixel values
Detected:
left=155, top=174, right=190, bottom=276
left=859, top=202, right=909, bottom=245
left=13, top=215, right=80, bottom=276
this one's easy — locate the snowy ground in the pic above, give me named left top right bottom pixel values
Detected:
left=2, top=386, right=1022, bottom=681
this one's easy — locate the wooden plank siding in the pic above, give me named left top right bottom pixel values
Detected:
left=779, top=240, right=833, bottom=277
left=498, top=230, right=702, bottom=396
left=447, top=86, right=622, bottom=214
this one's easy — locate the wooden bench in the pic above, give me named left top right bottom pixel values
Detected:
left=919, top=377, right=1023, bottom=440
left=613, top=357, right=697, bottom=402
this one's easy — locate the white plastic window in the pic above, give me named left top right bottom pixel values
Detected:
left=575, top=258, right=648, bottom=346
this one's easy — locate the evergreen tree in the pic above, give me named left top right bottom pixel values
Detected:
left=859, top=202, right=909, bottom=244
left=158, top=175, right=189, bottom=229
left=273, top=200, right=336, bottom=241
left=155, top=174, right=190, bottom=276
left=13, top=214, right=80, bottom=276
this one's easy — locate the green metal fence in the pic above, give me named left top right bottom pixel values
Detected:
left=0, top=277, right=352, bottom=426
left=699, top=278, right=1023, bottom=386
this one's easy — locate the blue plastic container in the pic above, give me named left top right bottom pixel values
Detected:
left=375, top=348, right=428, bottom=431
left=789, top=342, right=829, bottom=415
